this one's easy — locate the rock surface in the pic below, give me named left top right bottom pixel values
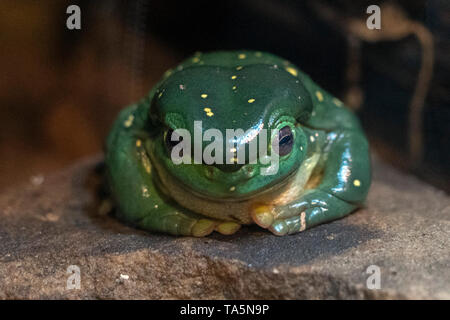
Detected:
left=0, top=155, right=448, bottom=299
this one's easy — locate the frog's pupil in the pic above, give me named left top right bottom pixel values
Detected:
left=277, top=126, right=294, bottom=156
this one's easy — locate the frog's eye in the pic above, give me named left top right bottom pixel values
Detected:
left=165, top=129, right=183, bottom=156
left=274, top=126, right=294, bottom=156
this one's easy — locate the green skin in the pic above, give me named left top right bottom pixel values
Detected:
left=105, top=51, right=371, bottom=237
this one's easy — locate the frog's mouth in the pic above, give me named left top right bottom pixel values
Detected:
left=153, top=160, right=301, bottom=224
left=153, top=155, right=301, bottom=203
left=143, top=137, right=297, bottom=200
left=148, top=141, right=321, bottom=224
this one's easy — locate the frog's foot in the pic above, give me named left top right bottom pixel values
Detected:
left=190, top=219, right=241, bottom=236
left=251, top=205, right=275, bottom=229
left=190, top=219, right=218, bottom=237
left=268, top=207, right=321, bottom=236
left=251, top=204, right=307, bottom=236
left=251, top=190, right=357, bottom=236
left=139, top=208, right=241, bottom=237
left=252, top=204, right=328, bottom=236
left=189, top=219, right=241, bottom=237
left=215, top=221, right=241, bottom=235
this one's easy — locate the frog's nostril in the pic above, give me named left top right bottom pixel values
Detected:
left=204, top=165, right=215, bottom=179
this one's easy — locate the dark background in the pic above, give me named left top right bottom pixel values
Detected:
left=0, top=0, right=448, bottom=192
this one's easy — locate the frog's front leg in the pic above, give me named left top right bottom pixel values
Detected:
left=105, top=103, right=240, bottom=237
left=252, top=129, right=371, bottom=235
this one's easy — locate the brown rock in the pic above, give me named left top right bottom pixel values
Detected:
left=0, top=155, right=448, bottom=299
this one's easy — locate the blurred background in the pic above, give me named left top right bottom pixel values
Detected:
left=0, top=0, right=448, bottom=192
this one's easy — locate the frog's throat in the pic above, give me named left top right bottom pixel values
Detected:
left=150, top=152, right=322, bottom=224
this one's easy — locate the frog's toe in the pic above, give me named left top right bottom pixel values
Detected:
left=268, top=208, right=313, bottom=236
left=215, top=222, right=241, bottom=235
left=269, top=219, right=288, bottom=236
left=269, top=215, right=303, bottom=236
left=251, top=202, right=307, bottom=236
left=251, top=204, right=274, bottom=228
left=191, top=219, right=217, bottom=237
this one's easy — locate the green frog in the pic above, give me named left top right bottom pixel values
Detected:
left=105, top=51, right=371, bottom=237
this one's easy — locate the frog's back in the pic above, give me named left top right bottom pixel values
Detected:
left=152, top=50, right=315, bottom=138
left=176, top=50, right=286, bottom=69
left=174, top=51, right=315, bottom=89
left=157, top=50, right=358, bottom=131
left=176, top=50, right=361, bottom=132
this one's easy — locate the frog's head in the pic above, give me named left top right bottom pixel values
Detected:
left=147, top=61, right=312, bottom=200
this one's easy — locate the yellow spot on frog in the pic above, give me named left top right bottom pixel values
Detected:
left=236, top=66, right=243, bottom=70
left=232, top=85, right=237, bottom=90
left=310, top=136, right=315, bottom=142
left=248, top=98, right=255, bottom=103
left=316, top=91, right=324, bottom=102
left=231, top=75, right=237, bottom=80
left=201, top=93, right=208, bottom=99
left=204, top=107, right=214, bottom=117
left=353, top=179, right=361, bottom=187
left=238, top=53, right=246, bottom=59
left=141, top=186, right=150, bottom=198
left=332, top=98, right=343, bottom=107
left=136, top=139, right=142, bottom=147
left=255, top=51, right=262, bottom=57
left=123, top=114, right=134, bottom=128
left=192, top=57, right=200, bottom=63
left=229, top=186, right=236, bottom=192
left=285, top=67, right=298, bottom=77
left=141, top=151, right=152, bottom=174
left=158, top=91, right=163, bottom=99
